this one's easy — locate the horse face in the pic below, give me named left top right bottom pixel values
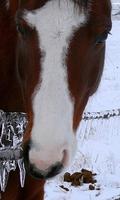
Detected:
left=9, top=0, right=111, bottom=179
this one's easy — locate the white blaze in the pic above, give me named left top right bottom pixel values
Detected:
left=24, top=0, right=86, bottom=168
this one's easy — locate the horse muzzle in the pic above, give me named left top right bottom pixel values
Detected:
left=23, top=140, right=69, bottom=179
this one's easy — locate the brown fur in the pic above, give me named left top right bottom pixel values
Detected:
left=0, top=1, right=24, bottom=112
left=0, top=2, right=45, bottom=199
left=67, top=0, right=112, bottom=129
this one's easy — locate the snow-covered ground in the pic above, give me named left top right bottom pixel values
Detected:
left=45, top=3, right=120, bottom=200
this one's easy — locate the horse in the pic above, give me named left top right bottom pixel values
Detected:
left=0, top=0, right=112, bottom=199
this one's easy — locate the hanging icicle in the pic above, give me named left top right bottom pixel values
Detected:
left=17, top=158, right=26, bottom=188
left=0, top=110, right=27, bottom=192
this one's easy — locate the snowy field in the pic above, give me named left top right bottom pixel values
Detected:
left=45, top=3, right=120, bottom=200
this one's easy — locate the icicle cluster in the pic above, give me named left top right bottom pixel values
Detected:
left=0, top=110, right=27, bottom=192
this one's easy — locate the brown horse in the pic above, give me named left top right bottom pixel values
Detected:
left=0, top=0, right=111, bottom=199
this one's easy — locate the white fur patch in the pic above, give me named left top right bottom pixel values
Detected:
left=24, top=0, right=86, bottom=168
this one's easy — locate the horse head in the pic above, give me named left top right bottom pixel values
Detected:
left=0, top=0, right=112, bottom=179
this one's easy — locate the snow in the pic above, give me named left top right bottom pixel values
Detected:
left=45, top=3, right=120, bottom=200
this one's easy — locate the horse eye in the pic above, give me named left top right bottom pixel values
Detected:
left=17, top=23, right=27, bottom=36
left=95, top=32, right=110, bottom=44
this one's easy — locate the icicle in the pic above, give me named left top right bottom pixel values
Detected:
left=0, top=110, right=27, bottom=192
left=17, top=158, right=26, bottom=188
left=0, top=160, right=18, bottom=192
left=5, top=160, right=17, bottom=172
left=0, top=162, right=9, bottom=192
